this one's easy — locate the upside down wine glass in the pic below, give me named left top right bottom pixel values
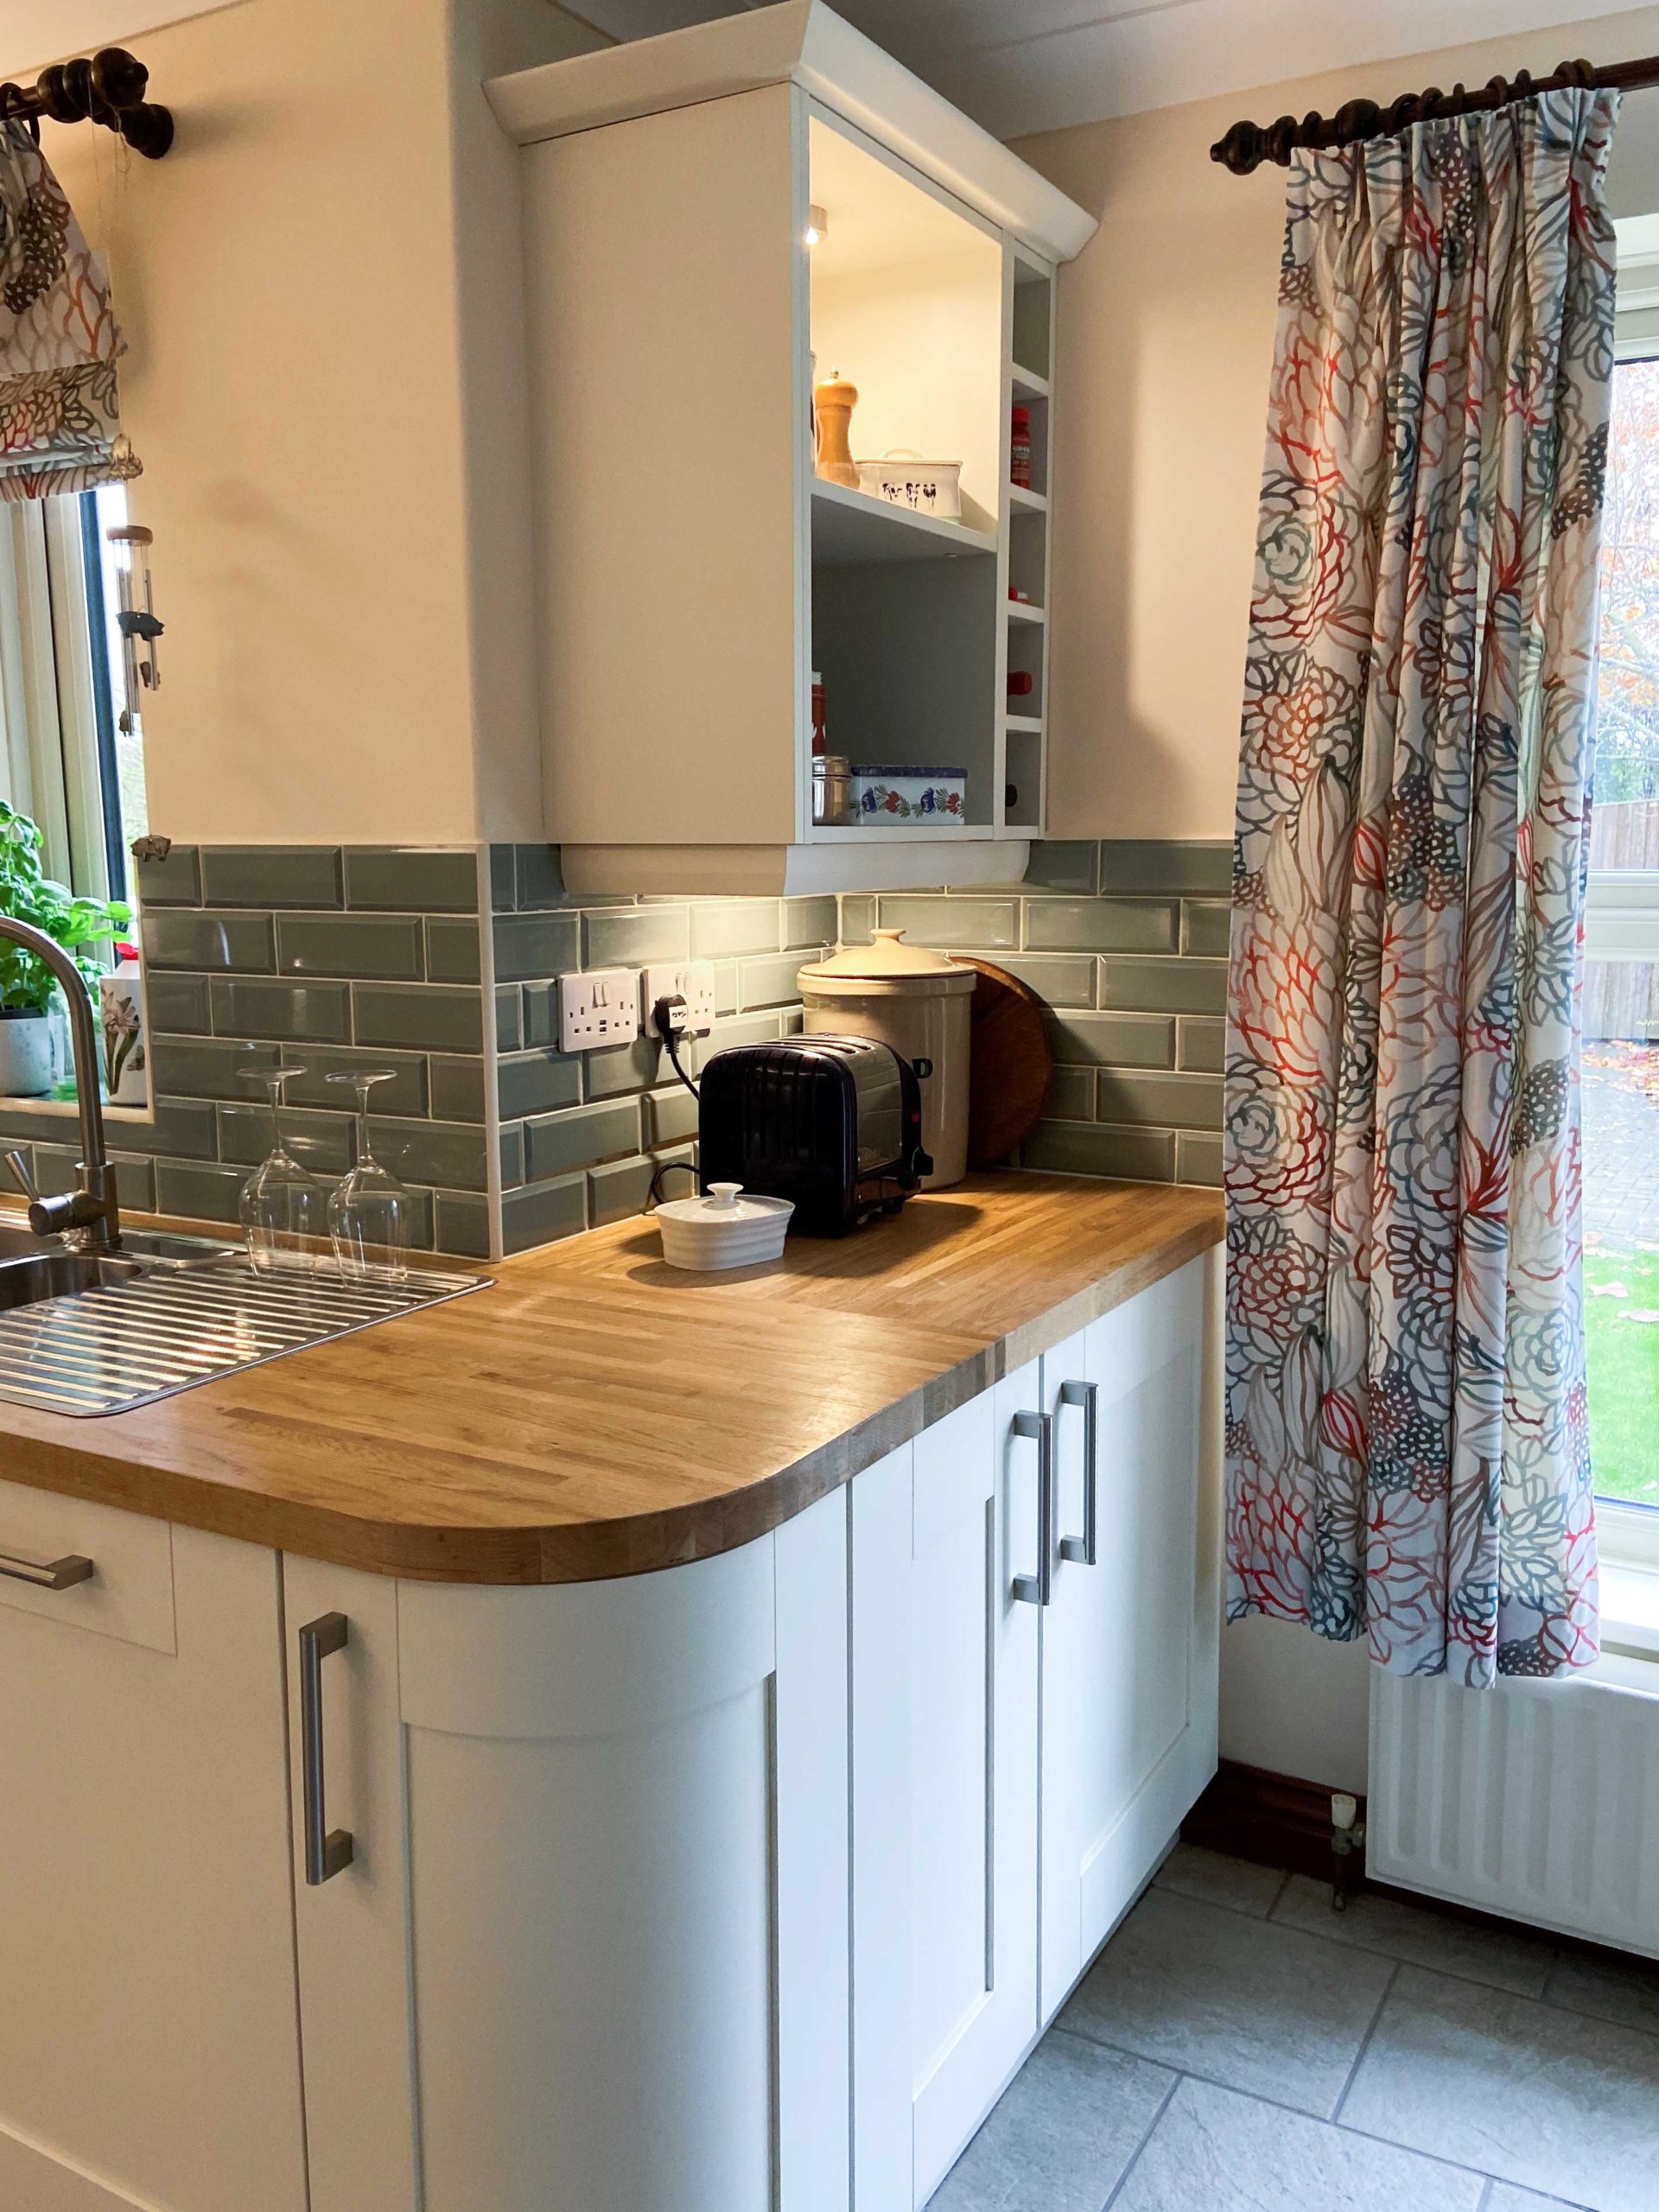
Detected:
left=238, top=1066, right=325, bottom=1273
left=327, top=1068, right=410, bottom=1285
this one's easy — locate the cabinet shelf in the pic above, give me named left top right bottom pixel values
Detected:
left=1011, top=363, right=1050, bottom=401
left=1007, top=483, right=1049, bottom=516
left=1006, top=713, right=1045, bottom=735
left=810, top=480, right=997, bottom=566
left=1007, top=600, right=1046, bottom=625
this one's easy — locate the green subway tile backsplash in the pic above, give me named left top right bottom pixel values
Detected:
left=200, top=846, right=344, bottom=909
left=3, top=846, right=500, bottom=1260
left=1047, top=1012, right=1176, bottom=1070
left=877, top=894, right=1018, bottom=949
left=1182, top=900, right=1231, bottom=957
left=209, top=978, right=353, bottom=1044
left=1026, top=899, right=1175, bottom=955
left=690, top=900, right=782, bottom=958
left=144, top=908, right=275, bottom=971
left=276, top=913, right=424, bottom=981
left=1096, top=841, right=1231, bottom=897
left=353, top=982, right=484, bottom=1054
left=344, top=848, right=479, bottom=913
left=5, top=842, right=1229, bottom=1274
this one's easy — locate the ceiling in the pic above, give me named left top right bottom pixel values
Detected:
left=8, top=0, right=1657, bottom=139
left=1, top=2, right=242, bottom=79
left=557, top=0, right=1659, bottom=140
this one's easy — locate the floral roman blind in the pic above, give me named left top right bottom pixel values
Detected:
left=0, top=118, right=138, bottom=504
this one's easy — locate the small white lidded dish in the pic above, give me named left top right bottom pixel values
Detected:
left=655, top=1181, right=794, bottom=1272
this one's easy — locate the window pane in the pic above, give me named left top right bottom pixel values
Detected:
left=1586, top=356, right=1659, bottom=1511
left=88, top=483, right=149, bottom=894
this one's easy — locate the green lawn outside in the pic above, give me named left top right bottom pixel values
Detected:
left=1585, top=1249, right=1659, bottom=1510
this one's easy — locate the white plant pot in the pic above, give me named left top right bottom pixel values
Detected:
left=0, top=1009, right=54, bottom=1098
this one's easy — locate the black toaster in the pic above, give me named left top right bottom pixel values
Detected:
left=697, top=1035, right=932, bottom=1235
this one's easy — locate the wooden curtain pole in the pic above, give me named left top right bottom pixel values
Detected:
left=0, top=47, right=173, bottom=161
left=1211, top=53, right=1656, bottom=175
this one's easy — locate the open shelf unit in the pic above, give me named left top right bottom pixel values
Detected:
left=496, top=1, right=1094, bottom=893
left=1002, top=248, right=1055, bottom=832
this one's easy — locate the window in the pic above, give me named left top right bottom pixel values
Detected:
left=1586, top=344, right=1659, bottom=1571
left=0, top=483, right=147, bottom=907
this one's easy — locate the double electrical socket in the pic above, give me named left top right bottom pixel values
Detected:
left=556, top=963, right=718, bottom=1055
left=556, top=968, right=640, bottom=1053
left=642, top=963, right=717, bottom=1039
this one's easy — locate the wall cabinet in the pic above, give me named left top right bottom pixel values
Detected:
left=0, top=1254, right=1217, bottom=2212
left=488, top=2, right=1095, bottom=896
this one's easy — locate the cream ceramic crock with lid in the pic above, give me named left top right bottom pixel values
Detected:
left=796, top=928, right=975, bottom=1187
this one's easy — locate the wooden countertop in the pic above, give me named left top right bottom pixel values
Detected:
left=0, top=1174, right=1222, bottom=1585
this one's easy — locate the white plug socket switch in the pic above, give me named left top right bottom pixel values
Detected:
left=642, top=963, right=718, bottom=1038
left=558, top=968, right=642, bottom=1054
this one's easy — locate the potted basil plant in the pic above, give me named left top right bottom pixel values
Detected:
left=0, top=801, right=132, bottom=1099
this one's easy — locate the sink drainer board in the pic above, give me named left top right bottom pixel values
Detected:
left=0, top=1258, right=487, bottom=1417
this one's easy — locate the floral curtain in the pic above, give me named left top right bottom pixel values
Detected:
left=0, top=118, right=138, bottom=504
left=1225, top=87, right=1619, bottom=1686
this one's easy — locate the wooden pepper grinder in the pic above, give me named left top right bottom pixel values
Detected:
left=814, top=372, right=860, bottom=489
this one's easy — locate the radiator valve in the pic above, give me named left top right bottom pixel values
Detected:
left=1330, top=1790, right=1365, bottom=1913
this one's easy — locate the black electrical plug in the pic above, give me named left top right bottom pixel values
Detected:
left=652, top=994, right=700, bottom=1099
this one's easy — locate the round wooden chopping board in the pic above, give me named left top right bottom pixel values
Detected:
left=961, top=958, right=1055, bottom=1169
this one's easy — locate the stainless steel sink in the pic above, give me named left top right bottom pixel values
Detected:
left=0, top=1252, right=146, bottom=1309
left=0, top=1235, right=488, bottom=1417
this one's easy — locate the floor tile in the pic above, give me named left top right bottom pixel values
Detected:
left=1270, top=1876, right=1556, bottom=1996
left=1485, top=2189, right=1595, bottom=2212
left=1542, top=1944, right=1659, bottom=2038
left=1342, top=1966, right=1659, bottom=2212
left=925, top=2031, right=1172, bottom=2212
left=1154, top=1844, right=1286, bottom=1919
left=1112, top=2076, right=1485, bottom=2212
left=1059, top=1888, right=1395, bottom=2117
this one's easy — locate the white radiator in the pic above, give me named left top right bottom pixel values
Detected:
left=1368, top=1654, right=1659, bottom=1959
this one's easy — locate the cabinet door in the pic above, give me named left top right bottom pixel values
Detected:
left=289, top=1522, right=849, bottom=2212
left=283, top=1558, right=420, bottom=2212
left=0, top=1488, right=305, bottom=2212
left=1039, top=1256, right=1218, bottom=2019
left=851, top=1371, right=1044, bottom=2211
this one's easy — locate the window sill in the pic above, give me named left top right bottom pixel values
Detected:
left=1603, top=1562, right=1659, bottom=1657
left=0, top=1095, right=154, bottom=1123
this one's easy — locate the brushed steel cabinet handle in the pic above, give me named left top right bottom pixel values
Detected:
left=1009, top=1409, right=1054, bottom=1607
left=0, top=1548, right=94, bottom=1591
left=298, top=1611, right=354, bottom=1885
left=1058, top=1379, right=1099, bottom=1567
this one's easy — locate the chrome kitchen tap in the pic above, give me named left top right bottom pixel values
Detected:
left=0, top=915, right=121, bottom=1251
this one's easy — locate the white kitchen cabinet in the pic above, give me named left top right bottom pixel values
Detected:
left=284, top=1491, right=851, bottom=2212
left=0, top=1481, right=305, bottom=2212
left=0, top=1257, right=1218, bottom=2212
left=849, top=1370, right=1045, bottom=2211
left=487, top=2, right=1095, bottom=895
left=849, top=1262, right=1220, bottom=2209
left=1038, top=1254, right=1222, bottom=2020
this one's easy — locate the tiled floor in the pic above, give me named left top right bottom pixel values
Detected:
left=927, top=1847, right=1659, bottom=2212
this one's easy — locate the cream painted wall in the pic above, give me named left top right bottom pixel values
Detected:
left=12, top=0, right=600, bottom=846
left=1020, top=3, right=1659, bottom=843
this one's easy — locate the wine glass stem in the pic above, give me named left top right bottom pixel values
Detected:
left=356, top=1084, right=376, bottom=1170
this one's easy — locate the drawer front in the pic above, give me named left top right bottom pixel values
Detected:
left=0, top=1478, right=175, bottom=1654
